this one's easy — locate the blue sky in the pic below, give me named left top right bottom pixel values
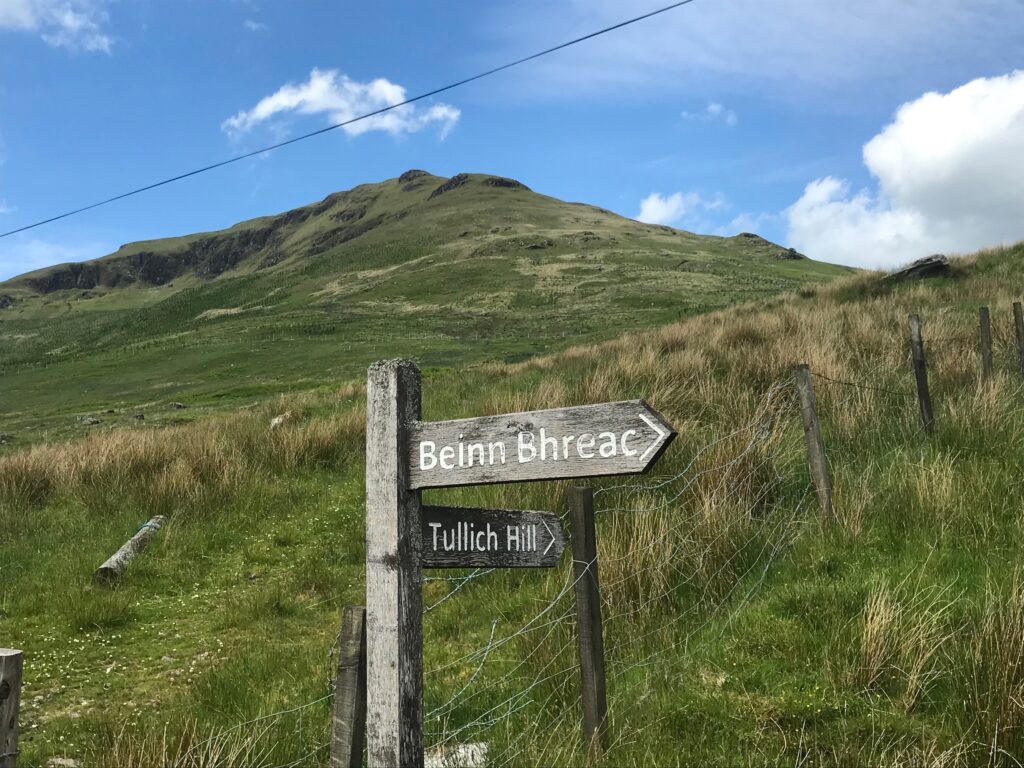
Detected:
left=1, top=0, right=1022, bottom=280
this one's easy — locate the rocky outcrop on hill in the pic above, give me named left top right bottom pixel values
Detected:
left=484, top=176, right=529, bottom=191
left=0, top=294, right=13, bottom=308
left=886, top=254, right=951, bottom=281
left=429, top=173, right=471, bottom=200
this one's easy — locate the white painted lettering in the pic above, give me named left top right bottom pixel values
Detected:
left=577, top=433, right=596, bottom=458
left=420, top=441, right=438, bottom=470
left=598, top=431, right=617, bottom=458
left=429, top=522, right=442, bottom=551
left=541, top=429, right=559, bottom=461
left=489, top=441, right=506, bottom=465
left=507, top=525, right=520, bottom=551
left=621, top=429, right=638, bottom=457
left=439, top=446, right=456, bottom=470
left=518, top=432, right=536, bottom=463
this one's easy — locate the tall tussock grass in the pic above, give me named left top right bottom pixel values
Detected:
left=0, top=398, right=364, bottom=531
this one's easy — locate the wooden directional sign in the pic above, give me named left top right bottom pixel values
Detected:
left=407, top=400, right=676, bottom=490
left=422, top=506, right=567, bottom=568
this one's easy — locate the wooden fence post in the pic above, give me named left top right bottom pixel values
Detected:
left=907, top=315, right=935, bottom=434
left=365, top=360, right=423, bottom=768
left=979, top=306, right=994, bottom=384
left=793, top=365, right=833, bottom=518
left=1014, top=301, right=1024, bottom=379
left=0, top=649, right=23, bottom=768
left=332, top=606, right=367, bottom=768
left=570, top=486, right=607, bottom=761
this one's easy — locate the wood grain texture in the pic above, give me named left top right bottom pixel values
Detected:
left=94, top=516, right=166, bottom=582
left=421, top=506, right=566, bottom=568
left=979, top=306, right=994, bottom=383
left=794, top=365, right=833, bottom=519
left=0, top=649, right=22, bottom=768
left=1014, top=302, right=1024, bottom=379
left=908, top=314, right=935, bottom=434
left=570, top=488, right=607, bottom=761
left=331, top=606, right=367, bottom=768
left=365, top=360, right=423, bottom=768
left=407, top=400, right=676, bottom=490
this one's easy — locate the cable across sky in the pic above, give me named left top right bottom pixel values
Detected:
left=0, top=0, right=698, bottom=240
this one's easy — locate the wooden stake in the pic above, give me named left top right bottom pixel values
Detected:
left=1014, top=301, right=1024, bottom=379
left=331, top=606, right=367, bottom=768
left=907, top=315, right=935, bottom=434
left=0, top=649, right=22, bottom=768
left=570, top=486, right=607, bottom=761
left=793, top=365, right=833, bottom=518
left=365, top=360, right=423, bottom=768
left=979, top=306, right=994, bottom=384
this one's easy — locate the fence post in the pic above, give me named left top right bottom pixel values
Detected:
left=793, top=365, right=833, bottom=518
left=1014, top=301, right=1024, bottom=379
left=365, top=360, right=423, bottom=768
left=570, top=486, right=607, bottom=761
left=979, top=306, right=994, bottom=384
left=0, top=649, right=23, bottom=768
left=331, top=606, right=367, bottom=768
left=907, top=315, right=935, bottom=434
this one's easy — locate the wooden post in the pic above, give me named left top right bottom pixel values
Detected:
left=365, top=360, right=423, bottom=768
left=570, top=486, right=607, bottom=760
left=0, top=649, right=23, bottom=768
left=94, top=516, right=166, bottom=582
left=793, top=365, right=833, bottom=518
left=332, top=606, right=367, bottom=768
left=979, top=306, right=994, bottom=384
left=907, top=315, right=935, bottom=434
left=1014, top=301, right=1024, bottom=379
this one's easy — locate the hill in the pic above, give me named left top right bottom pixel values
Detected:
left=0, top=242, right=1021, bottom=766
left=0, top=170, right=848, bottom=443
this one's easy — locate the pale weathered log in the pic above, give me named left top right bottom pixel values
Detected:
left=94, top=516, right=166, bottom=582
left=0, top=649, right=23, bottom=768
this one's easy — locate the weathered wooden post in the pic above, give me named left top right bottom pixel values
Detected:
left=793, top=365, right=833, bottom=518
left=907, top=315, right=934, bottom=434
left=365, top=360, right=423, bottom=768
left=570, top=486, right=607, bottom=761
left=331, top=606, right=367, bottom=768
left=979, top=306, right=994, bottom=384
left=1014, top=301, right=1024, bottom=379
left=94, top=516, right=166, bottom=582
left=0, top=649, right=23, bottom=768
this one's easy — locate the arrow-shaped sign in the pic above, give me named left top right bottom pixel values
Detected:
left=421, top=506, right=567, bottom=568
left=407, top=400, right=676, bottom=490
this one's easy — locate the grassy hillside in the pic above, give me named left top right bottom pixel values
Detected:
left=0, top=242, right=1021, bottom=766
left=0, top=171, right=847, bottom=445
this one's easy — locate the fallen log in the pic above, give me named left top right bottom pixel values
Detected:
left=94, top=516, right=166, bottom=583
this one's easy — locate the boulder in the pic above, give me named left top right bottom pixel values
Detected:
left=270, top=411, right=295, bottom=430
left=886, top=254, right=951, bottom=281
left=0, top=294, right=14, bottom=309
left=170, top=401, right=188, bottom=410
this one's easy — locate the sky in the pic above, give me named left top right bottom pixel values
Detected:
left=0, top=0, right=1023, bottom=281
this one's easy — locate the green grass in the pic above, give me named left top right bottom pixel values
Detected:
left=2, top=240, right=1023, bottom=765
left=0, top=172, right=849, bottom=447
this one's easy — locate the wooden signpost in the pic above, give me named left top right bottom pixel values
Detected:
left=365, top=359, right=677, bottom=768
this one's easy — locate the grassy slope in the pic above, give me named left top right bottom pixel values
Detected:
left=2, top=244, right=1023, bottom=766
left=0, top=172, right=847, bottom=446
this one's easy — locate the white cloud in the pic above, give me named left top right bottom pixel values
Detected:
left=242, top=18, right=266, bottom=32
left=0, top=199, right=13, bottom=214
left=786, top=71, right=1024, bottom=268
left=636, top=191, right=725, bottom=227
left=0, top=0, right=112, bottom=53
left=222, top=68, right=460, bottom=140
left=682, top=101, right=737, bottom=127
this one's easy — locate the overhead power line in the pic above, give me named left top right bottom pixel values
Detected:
left=1, top=0, right=697, bottom=240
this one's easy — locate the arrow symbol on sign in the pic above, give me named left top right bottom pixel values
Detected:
left=638, top=411, right=671, bottom=464
left=543, top=519, right=556, bottom=555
